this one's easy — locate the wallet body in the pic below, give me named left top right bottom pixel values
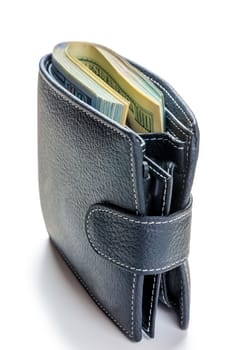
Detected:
left=38, top=54, right=199, bottom=341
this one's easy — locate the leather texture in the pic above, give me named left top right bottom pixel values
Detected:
left=86, top=200, right=192, bottom=273
left=38, top=53, right=199, bottom=342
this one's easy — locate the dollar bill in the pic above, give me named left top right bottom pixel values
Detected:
left=51, top=43, right=129, bottom=125
left=65, top=42, right=165, bottom=132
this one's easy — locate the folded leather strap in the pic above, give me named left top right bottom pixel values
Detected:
left=86, top=198, right=192, bottom=274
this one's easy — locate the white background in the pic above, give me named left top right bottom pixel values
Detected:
left=1, top=1, right=234, bottom=349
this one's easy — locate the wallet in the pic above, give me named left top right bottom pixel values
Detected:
left=38, top=53, right=199, bottom=342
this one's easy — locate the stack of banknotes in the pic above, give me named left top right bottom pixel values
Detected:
left=51, top=42, right=165, bottom=133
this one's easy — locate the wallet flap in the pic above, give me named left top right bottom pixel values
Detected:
left=85, top=199, right=192, bottom=274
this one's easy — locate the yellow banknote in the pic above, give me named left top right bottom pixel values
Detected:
left=66, top=42, right=165, bottom=133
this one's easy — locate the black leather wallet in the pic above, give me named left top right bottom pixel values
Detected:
left=38, top=53, right=199, bottom=342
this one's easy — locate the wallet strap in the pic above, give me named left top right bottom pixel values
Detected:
left=85, top=198, right=192, bottom=275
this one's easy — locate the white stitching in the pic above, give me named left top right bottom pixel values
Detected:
left=142, top=77, right=192, bottom=328
left=160, top=283, right=168, bottom=305
left=167, top=116, right=192, bottom=192
left=87, top=206, right=191, bottom=226
left=158, top=163, right=173, bottom=309
left=168, top=128, right=178, bottom=139
left=147, top=76, right=193, bottom=128
left=86, top=207, right=188, bottom=272
left=143, top=163, right=167, bottom=333
left=145, top=159, right=170, bottom=332
left=143, top=137, right=184, bottom=150
left=180, top=280, right=184, bottom=326
left=148, top=166, right=167, bottom=216
left=39, top=72, right=139, bottom=213
left=87, top=231, right=187, bottom=272
left=160, top=275, right=171, bottom=308
left=52, top=241, right=133, bottom=337
left=168, top=117, right=189, bottom=138
left=131, top=274, right=136, bottom=337
left=146, top=275, right=157, bottom=332
left=162, top=178, right=167, bottom=217
left=183, top=135, right=191, bottom=190
left=148, top=165, right=167, bottom=181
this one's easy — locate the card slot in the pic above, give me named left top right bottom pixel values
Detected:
left=165, top=109, right=193, bottom=142
left=143, top=155, right=173, bottom=217
left=141, top=132, right=186, bottom=171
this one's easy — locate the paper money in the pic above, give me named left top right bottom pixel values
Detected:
left=65, top=42, right=165, bottom=132
left=52, top=43, right=129, bottom=125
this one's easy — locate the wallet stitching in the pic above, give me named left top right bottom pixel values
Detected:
left=167, top=128, right=178, bottom=139
left=158, top=162, right=174, bottom=311
left=145, top=160, right=169, bottom=332
left=147, top=76, right=193, bottom=129
left=145, top=275, right=157, bottom=333
left=88, top=206, right=191, bottom=226
left=40, top=72, right=139, bottom=214
left=87, top=207, right=190, bottom=272
left=160, top=275, right=172, bottom=308
left=52, top=240, right=134, bottom=338
left=159, top=162, right=174, bottom=310
left=131, top=274, right=136, bottom=337
left=168, top=116, right=190, bottom=138
left=40, top=72, right=139, bottom=337
left=148, top=166, right=167, bottom=216
left=167, top=117, right=191, bottom=193
left=143, top=137, right=184, bottom=150
left=87, top=240, right=186, bottom=273
left=160, top=284, right=169, bottom=306
left=180, top=280, right=184, bottom=326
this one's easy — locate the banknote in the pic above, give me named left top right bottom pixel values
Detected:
left=65, top=42, right=165, bottom=132
left=51, top=43, right=129, bottom=125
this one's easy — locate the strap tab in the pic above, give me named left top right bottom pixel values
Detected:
left=85, top=199, right=192, bottom=274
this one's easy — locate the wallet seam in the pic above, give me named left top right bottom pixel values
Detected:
left=88, top=206, right=190, bottom=226
left=180, top=280, right=184, bottom=326
left=159, top=161, right=174, bottom=310
left=131, top=274, right=136, bottom=337
left=86, top=207, right=190, bottom=272
left=143, top=137, right=185, bottom=150
left=145, top=275, right=157, bottom=333
left=51, top=239, right=135, bottom=338
left=167, top=116, right=192, bottom=194
left=168, top=128, right=178, bottom=139
left=146, top=76, right=193, bottom=129
left=148, top=165, right=167, bottom=216
left=160, top=275, right=172, bottom=307
left=145, top=161, right=168, bottom=333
